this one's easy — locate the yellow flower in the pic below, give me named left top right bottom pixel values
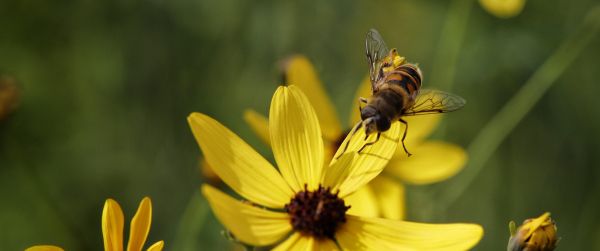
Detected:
left=26, top=197, right=164, bottom=251
left=244, top=55, right=467, bottom=220
left=189, top=85, right=483, bottom=250
left=508, top=212, right=558, bottom=251
left=479, top=0, right=526, bottom=18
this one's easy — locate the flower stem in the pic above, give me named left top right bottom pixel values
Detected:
left=171, top=190, right=210, bottom=251
left=437, top=5, right=600, bottom=211
left=429, top=0, right=475, bottom=91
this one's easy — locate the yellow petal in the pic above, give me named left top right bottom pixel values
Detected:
left=272, top=233, right=338, bottom=251
left=349, top=76, right=371, bottom=126
left=188, top=113, right=293, bottom=208
left=331, top=122, right=400, bottom=197
left=25, top=246, right=64, bottom=251
left=401, top=114, right=442, bottom=148
left=337, top=215, right=483, bottom=250
left=283, top=55, right=342, bottom=140
left=321, top=152, right=356, bottom=191
left=345, top=185, right=379, bottom=218
left=146, top=241, right=164, bottom=251
left=127, top=197, right=152, bottom=251
left=243, top=109, right=271, bottom=145
left=370, top=176, right=405, bottom=220
left=479, top=0, right=526, bottom=18
left=387, top=141, right=467, bottom=185
left=202, top=185, right=292, bottom=246
left=102, top=199, right=124, bottom=251
left=270, top=85, right=324, bottom=191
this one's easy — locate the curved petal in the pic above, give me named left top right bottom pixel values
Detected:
left=345, top=185, right=379, bottom=218
left=321, top=152, right=356, bottom=191
left=146, top=241, right=164, bottom=251
left=479, top=0, right=525, bottom=18
left=202, top=185, right=292, bottom=246
left=283, top=55, right=342, bottom=140
left=188, top=113, right=293, bottom=208
left=127, top=197, right=152, bottom=251
left=387, top=141, right=467, bottom=185
left=25, top=246, right=65, bottom=251
left=102, top=199, right=124, bottom=251
left=337, top=215, right=483, bottom=250
left=401, top=114, right=442, bottom=148
left=331, top=122, right=400, bottom=198
left=349, top=76, right=372, bottom=126
left=369, top=176, right=405, bottom=220
left=272, top=233, right=338, bottom=251
left=270, top=86, right=324, bottom=191
left=243, top=109, right=271, bottom=145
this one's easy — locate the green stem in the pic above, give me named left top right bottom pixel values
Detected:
left=429, top=0, right=475, bottom=91
left=171, top=189, right=209, bottom=251
left=437, top=5, right=600, bottom=210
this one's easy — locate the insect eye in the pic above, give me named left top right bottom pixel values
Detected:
left=376, top=116, right=391, bottom=131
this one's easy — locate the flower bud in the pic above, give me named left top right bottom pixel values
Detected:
left=507, top=212, right=558, bottom=251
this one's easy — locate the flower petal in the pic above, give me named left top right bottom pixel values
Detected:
left=270, top=85, right=324, bottom=191
left=337, top=215, right=483, bottom=250
left=127, top=197, right=152, bottom=251
left=202, top=185, right=292, bottom=246
left=188, top=113, right=293, bottom=208
left=345, top=185, right=379, bottom=218
left=387, top=141, right=467, bottom=185
left=102, top=199, right=124, bottom=251
left=331, top=122, right=400, bottom=197
left=146, top=241, right=164, bottom=251
left=479, top=0, right=526, bottom=18
left=243, top=109, right=271, bottom=145
left=369, top=176, right=405, bottom=220
left=272, top=233, right=338, bottom=251
left=25, top=246, right=65, bottom=251
left=401, top=114, right=442, bottom=148
left=283, top=55, right=342, bottom=140
left=321, top=152, right=356, bottom=191
left=349, top=76, right=371, bottom=126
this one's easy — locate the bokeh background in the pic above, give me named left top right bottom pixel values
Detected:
left=1, top=0, right=599, bottom=250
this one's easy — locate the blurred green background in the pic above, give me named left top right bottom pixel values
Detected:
left=1, top=0, right=599, bottom=250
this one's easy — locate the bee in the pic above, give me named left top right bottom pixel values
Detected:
left=342, top=29, right=466, bottom=157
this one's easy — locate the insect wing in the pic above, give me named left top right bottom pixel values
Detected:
left=366, top=29, right=390, bottom=90
left=404, top=89, right=466, bottom=116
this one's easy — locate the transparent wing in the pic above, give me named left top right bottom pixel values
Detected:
left=366, top=29, right=390, bottom=90
left=404, top=89, right=466, bottom=116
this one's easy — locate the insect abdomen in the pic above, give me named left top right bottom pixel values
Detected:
left=385, top=64, right=422, bottom=98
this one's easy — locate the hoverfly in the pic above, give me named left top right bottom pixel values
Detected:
left=342, top=29, right=466, bottom=157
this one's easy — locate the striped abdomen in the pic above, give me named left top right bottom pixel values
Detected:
left=383, top=64, right=422, bottom=99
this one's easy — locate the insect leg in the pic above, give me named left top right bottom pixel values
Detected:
left=336, top=121, right=363, bottom=159
left=358, top=132, right=381, bottom=154
left=398, top=118, right=412, bottom=157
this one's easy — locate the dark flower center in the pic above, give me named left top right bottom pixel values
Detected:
left=284, top=184, right=350, bottom=239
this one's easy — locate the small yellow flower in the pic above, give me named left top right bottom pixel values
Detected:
left=244, top=55, right=467, bottom=220
left=479, top=0, right=526, bottom=18
left=508, top=212, right=558, bottom=251
left=189, top=85, right=483, bottom=250
left=26, top=197, right=164, bottom=251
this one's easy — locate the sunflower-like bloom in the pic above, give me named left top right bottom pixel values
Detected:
left=242, top=55, right=467, bottom=220
left=508, top=212, right=558, bottom=251
left=189, top=85, right=482, bottom=250
left=26, top=197, right=164, bottom=251
left=479, top=0, right=526, bottom=18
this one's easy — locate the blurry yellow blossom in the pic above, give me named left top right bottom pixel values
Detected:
left=479, top=0, right=526, bottom=18
left=27, top=197, right=164, bottom=251
left=244, top=55, right=467, bottom=220
left=508, top=212, right=558, bottom=251
left=189, top=85, right=483, bottom=250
